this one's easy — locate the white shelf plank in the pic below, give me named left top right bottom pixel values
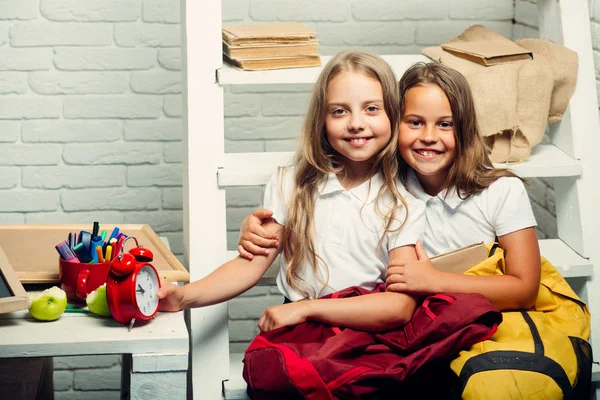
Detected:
left=217, top=54, right=429, bottom=85
left=218, top=144, right=580, bottom=187
left=493, top=144, right=581, bottom=178
left=539, top=239, right=592, bottom=278
left=219, top=152, right=294, bottom=186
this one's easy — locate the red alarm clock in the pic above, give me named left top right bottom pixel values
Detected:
left=106, top=237, right=161, bottom=328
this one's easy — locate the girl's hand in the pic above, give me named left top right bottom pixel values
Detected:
left=386, top=240, right=443, bottom=295
left=157, top=280, right=185, bottom=312
left=238, top=208, right=278, bottom=260
left=257, top=301, right=311, bottom=332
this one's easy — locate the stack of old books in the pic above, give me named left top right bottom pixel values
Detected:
left=222, top=22, right=321, bottom=71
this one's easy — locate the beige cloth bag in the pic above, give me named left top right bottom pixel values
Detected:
left=422, top=25, right=578, bottom=163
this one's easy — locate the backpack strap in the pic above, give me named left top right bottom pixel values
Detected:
left=489, top=242, right=501, bottom=257
left=488, top=236, right=502, bottom=256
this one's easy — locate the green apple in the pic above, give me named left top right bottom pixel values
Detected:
left=86, top=283, right=111, bottom=317
left=28, top=286, right=68, bottom=321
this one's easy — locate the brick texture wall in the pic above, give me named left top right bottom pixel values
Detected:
left=0, top=0, right=596, bottom=397
left=0, top=1, right=181, bottom=399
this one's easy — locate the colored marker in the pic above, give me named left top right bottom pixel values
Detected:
left=96, top=245, right=105, bottom=263
left=55, top=240, right=80, bottom=262
left=105, top=244, right=112, bottom=262
left=90, top=236, right=103, bottom=258
left=108, top=227, right=120, bottom=243
left=80, top=231, right=92, bottom=254
left=114, top=235, right=126, bottom=258
left=73, top=242, right=89, bottom=263
left=91, top=221, right=99, bottom=239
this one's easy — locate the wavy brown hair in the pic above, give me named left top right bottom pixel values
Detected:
left=281, top=51, right=408, bottom=298
left=398, top=62, right=522, bottom=197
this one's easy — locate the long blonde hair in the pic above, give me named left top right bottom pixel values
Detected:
left=282, top=51, right=407, bottom=298
left=398, top=62, right=522, bottom=197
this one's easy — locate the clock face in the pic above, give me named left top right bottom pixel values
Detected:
left=135, top=264, right=160, bottom=317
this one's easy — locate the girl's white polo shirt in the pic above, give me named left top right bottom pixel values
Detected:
left=405, top=170, right=537, bottom=257
left=264, top=167, right=425, bottom=301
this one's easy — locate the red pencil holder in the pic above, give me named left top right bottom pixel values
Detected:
left=58, top=258, right=111, bottom=303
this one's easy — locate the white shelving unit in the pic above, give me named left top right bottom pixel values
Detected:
left=183, top=0, right=600, bottom=398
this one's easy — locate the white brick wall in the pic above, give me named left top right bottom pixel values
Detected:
left=0, top=0, right=181, bottom=397
left=3, top=0, right=596, bottom=396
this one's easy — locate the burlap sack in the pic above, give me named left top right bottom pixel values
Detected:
left=517, top=38, right=578, bottom=123
left=421, top=25, right=578, bottom=163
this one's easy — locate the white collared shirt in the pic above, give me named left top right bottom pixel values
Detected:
left=264, top=167, right=425, bottom=301
left=405, top=170, right=537, bottom=257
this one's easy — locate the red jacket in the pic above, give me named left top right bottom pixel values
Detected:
left=243, top=285, right=501, bottom=400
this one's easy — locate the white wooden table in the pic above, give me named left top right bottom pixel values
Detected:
left=0, top=304, right=189, bottom=399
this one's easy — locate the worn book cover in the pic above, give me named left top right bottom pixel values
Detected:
left=223, top=38, right=319, bottom=60
left=430, top=241, right=488, bottom=274
left=223, top=54, right=321, bottom=71
left=222, top=22, right=316, bottom=45
left=441, top=40, right=532, bottom=67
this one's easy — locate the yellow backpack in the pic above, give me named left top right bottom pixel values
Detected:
left=450, top=243, right=592, bottom=399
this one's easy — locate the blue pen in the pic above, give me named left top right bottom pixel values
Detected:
left=108, top=227, right=120, bottom=243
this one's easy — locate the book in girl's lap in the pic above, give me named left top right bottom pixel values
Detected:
left=157, top=51, right=426, bottom=334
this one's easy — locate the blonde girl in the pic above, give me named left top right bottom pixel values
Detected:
left=158, top=51, right=426, bottom=332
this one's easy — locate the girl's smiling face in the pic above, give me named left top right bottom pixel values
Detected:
left=399, top=83, right=457, bottom=195
left=325, top=70, right=392, bottom=180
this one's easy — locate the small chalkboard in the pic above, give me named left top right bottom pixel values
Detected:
left=0, top=246, right=28, bottom=314
left=0, top=272, right=13, bottom=298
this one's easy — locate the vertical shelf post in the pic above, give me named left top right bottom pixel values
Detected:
left=182, top=0, right=230, bottom=398
left=538, top=0, right=600, bottom=358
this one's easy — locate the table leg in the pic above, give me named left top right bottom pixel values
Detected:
left=121, top=352, right=188, bottom=399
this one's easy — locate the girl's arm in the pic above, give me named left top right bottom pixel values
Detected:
left=258, top=245, right=418, bottom=332
left=386, top=228, right=541, bottom=310
left=158, top=219, right=283, bottom=311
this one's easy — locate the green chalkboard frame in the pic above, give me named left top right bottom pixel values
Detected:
left=0, top=246, right=28, bottom=314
